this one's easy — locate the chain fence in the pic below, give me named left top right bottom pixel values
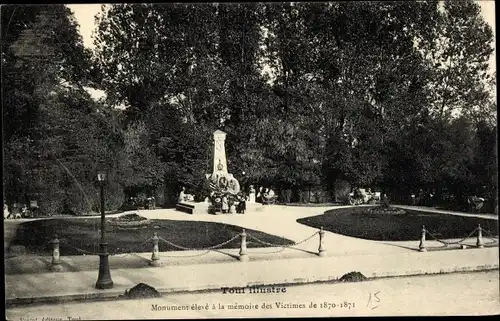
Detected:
left=153, top=230, right=320, bottom=256
left=158, top=235, right=240, bottom=251
left=246, top=231, right=319, bottom=250
left=481, top=228, right=499, bottom=245
left=53, top=237, right=155, bottom=257
left=30, top=228, right=323, bottom=260
left=246, top=247, right=287, bottom=255
left=59, top=239, right=99, bottom=255
left=424, top=226, right=498, bottom=248
left=21, top=239, right=59, bottom=256
left=426, top=227, right=479, bottom=246
left=24, top=223, right=500, bottom=261
left=159, top=250, right=213, bottom=258
left=109, top=237, right=154, bottom=256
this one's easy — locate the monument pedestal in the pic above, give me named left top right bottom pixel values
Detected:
left=176, top=202, right=210, bottom=215
left=176, top=201, right=264, bottom=215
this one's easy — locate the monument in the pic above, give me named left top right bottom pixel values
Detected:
left=176, top=130, right=263, bottom=215
left=206, top=130, right=241, bottom=196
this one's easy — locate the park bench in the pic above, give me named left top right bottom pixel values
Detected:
left=28, top=200, right=40, bottom=218
left=467, top=196, right=485, bottom=213
left=176, top=202, right=195, bottom=214
left=6, top=212, right=22, bottom=219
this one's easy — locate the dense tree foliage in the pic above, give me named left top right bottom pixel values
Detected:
left=2, top=2, right=497, bottom=214
left=2, top=5, right=122, bottom=214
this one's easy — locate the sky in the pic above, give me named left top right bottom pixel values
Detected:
left=67, top=1, right=496, bottom=100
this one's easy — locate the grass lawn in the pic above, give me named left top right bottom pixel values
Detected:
left=7, top=216, right=294, bottom=257
left=296, top=206, right=499, bottom=241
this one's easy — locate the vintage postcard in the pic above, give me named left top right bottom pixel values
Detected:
left=3, top=2, right=498, bottom=320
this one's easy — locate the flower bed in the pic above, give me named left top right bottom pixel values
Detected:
left=107, top=213, right=150, bottom=229
left=297, top=206, right=498, bottom=241
left=366, top=206, right=406, bottom=215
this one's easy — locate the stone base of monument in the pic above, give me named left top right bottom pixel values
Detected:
left=176, top=202, right=265, bottom=215
left=176, top=202, right=210, bottom=215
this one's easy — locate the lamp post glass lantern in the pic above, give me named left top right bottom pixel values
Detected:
left=97, top=172, right=106, bottom=182
left=95, top=171, right=113, bottom=289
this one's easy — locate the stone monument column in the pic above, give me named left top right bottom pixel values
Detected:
left=213, top=130, right=228, bottom=175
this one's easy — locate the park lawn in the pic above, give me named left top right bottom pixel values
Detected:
left=7, top=217, right=294, bottom=257
left=297, top=206, right=498, bottom=241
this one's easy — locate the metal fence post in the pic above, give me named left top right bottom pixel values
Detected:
left=150, top=232, right=161, bottom=266
left=419, top=225, right=427, bottom=252
left=51, top=234, right=63, bottom=272
left=239, top=229, right=249, bottom=262
left=476, top=224, right=484, bottom=248
left=318, top=227, right=326, bottom=257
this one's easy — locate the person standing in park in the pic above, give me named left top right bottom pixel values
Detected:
left=237, top=193, right=246, bottom=214
left=249, top=185, right=256, bottom=203
left=268, top=188, right=275, bottom=199
left=257, top=186, right=263, bottom=203
left=221, top=195, right=229, bottom=213
left=20, top=204, right=28, bottom=218
left=382, top=193, right=390, bottom=208
left=4, top=202, right=10, bottom=219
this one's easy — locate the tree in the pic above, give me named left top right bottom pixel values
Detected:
left=471, top=119, right=497, bottom=211
left=146, top=103, right=212, bottom=205
left=94, top=4, right=221, bottom=121
left=292, top=2, right=436, bottom=197
left=2, top=5, right=122, bottom=214
left=417, top=0, right=494, bottom=119
left=89, top=2, right=496, bottom=208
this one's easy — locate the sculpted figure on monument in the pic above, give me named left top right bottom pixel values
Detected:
left=211, top=159, right=225, bottom=185
left=218, top=176, right=228, bottom=190
left=178, top=186, right=186, bottom=203
left=227, top=176, right=240, bottom=195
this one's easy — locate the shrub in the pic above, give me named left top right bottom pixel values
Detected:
left=122, top=283, right=161, bottom=299
left=116, top=213, right=147, bottom=221
left=39, top=197, right=64, bottom=216
left=104, top=183, right=126, bottom=211
left=339, top=271, right=367, bottom=282
left=367, top=206, right=406, bottom=215
left=8, top=245, right=27, bottom=256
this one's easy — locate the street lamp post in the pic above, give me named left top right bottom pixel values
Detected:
left=241, top=171, right=247, bottom=193
left=95, top=171, right=113, bottom=289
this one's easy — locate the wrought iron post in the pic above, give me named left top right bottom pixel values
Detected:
left=96, top=173, right=113, bottom=289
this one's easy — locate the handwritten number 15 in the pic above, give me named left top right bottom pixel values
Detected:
left=367, top=291, right=380, bottom=310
